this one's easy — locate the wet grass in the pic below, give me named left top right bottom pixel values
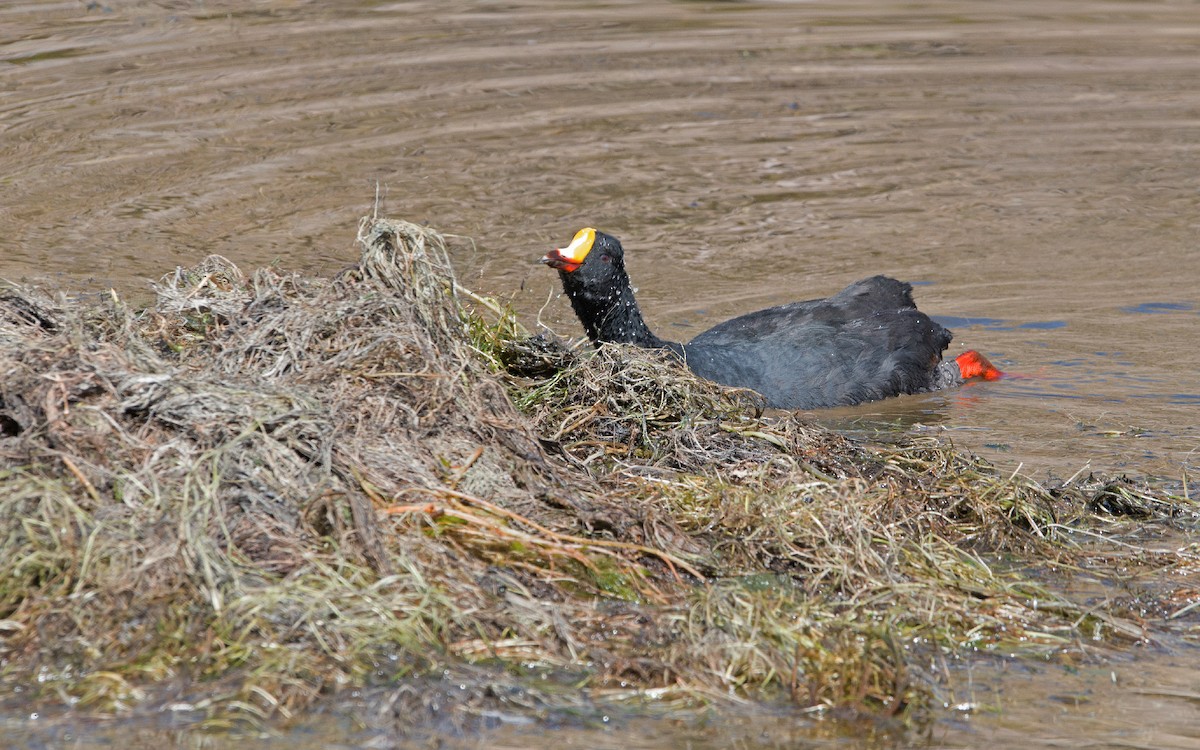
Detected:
left=0, top=218, right=1196, bottom=732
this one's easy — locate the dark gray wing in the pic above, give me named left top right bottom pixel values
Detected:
left=684, top=276, right=952, bottom=409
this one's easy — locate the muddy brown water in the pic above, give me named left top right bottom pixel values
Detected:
left=3, top=0, right=1200, bottom=746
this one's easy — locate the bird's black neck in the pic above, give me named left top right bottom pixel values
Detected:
left=563, top=270, right=679, bottom=353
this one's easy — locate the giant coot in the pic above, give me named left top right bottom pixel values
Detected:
left=542, top=227, right=1000, bottom=410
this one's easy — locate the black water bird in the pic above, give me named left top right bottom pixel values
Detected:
left=541, top=228, right=1000, bottom=409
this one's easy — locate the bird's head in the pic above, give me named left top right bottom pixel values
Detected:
left=541, top=228, right=627, bottom=295
left=541, top=228, right=666, bottom=347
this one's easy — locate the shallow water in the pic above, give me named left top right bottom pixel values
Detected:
left=4, top=0, right=1200, bottom=480
left=9, top=637, right=1200, bottom=750
left=3, top=0, right=1200, bottom=745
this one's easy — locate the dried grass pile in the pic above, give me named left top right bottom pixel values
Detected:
left=0, top=218, right=1193, bottom=730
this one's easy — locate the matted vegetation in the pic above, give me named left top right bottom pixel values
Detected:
left=0, top=218, right=1194, bottom=730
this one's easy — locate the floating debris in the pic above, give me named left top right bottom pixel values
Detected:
left=0, top=218, right=1195, bottom=732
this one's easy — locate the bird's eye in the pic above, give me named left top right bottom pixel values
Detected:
left=600, top=254, right=612, bottom=263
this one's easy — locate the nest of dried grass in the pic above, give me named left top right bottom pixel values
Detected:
left=0, top=218, right=1193, bottom=731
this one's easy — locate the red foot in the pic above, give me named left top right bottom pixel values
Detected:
left=956, top=350, right=1003, bottom=381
